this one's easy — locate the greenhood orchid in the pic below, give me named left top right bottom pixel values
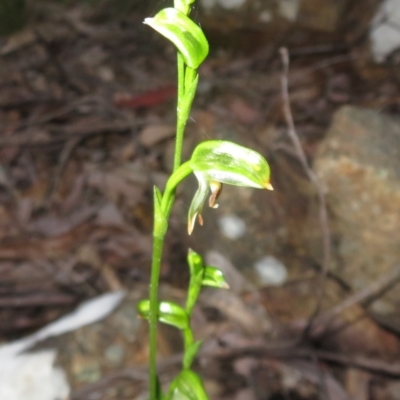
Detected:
left=144, top=7, right=208, bottom=70
left=187, top=140, right=273, bottom=234
left=142, top=0, right=276, bottom=397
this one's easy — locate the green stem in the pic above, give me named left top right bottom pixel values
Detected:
left=174, top=53, right=186, bottom=171
left=149, top=5, right=197, bottom=396
left=173, top=2, right=192, bottom=170
left=149, top=234, right=164, bottom=400
left=149, top=162, right=192, bottom=399
left=184, top=66, right=196, bottom=93
left=183, top=326, right=194, bottom=352
left=162, top=161, right=192, bottom=215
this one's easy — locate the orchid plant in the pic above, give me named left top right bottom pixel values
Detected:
left=137, top=1, right=273, bottom=399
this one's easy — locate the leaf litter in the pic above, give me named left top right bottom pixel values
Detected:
left=1, top=1, right=400, bottom=399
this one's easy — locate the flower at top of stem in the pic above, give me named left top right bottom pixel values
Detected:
left=143, top=7, right=208, bottom=69
left=187, top=140, right=273, bottom=234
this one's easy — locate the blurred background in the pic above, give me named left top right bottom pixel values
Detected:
left=1, top=0, right=400, bottom=399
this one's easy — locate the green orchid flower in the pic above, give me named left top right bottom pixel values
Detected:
left=187, top=140, right=273, bottom=234
left=144, top=8, right=208, bottom=69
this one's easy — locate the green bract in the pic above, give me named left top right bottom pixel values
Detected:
left=185, top=249, right=228, bottom=314
left=202, top=266, right=229, bottom=289
left=183, top=340, right=202, bottom=370
left=138, top=299, right=189, bottom=330
left=187, top=140, right=273, bottom=234
left=154, top=186, right=168, bottom=237
left=144, top=8, right=209, bottom=69
left=167, top=369, right=209, bottom=400
left=186, top=249, right=204, bottom=315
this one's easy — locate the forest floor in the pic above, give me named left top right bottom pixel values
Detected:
left=1, top=1, right=400, bottom=399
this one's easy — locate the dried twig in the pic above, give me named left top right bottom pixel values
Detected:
left=0, top=120, right=147, bottom=148
left=14, top=97, right=97, bottom=131
left=213, top=344, right=400, bottom=377
left=279, top=47, right=331, bottom=337
left=316, top=350, right=400, bottom=377
left=45, top=136, right=83, bottom=202
left=34, top=29, right=84, bottom=95
left=311, top=263, right=400, bottom=337
left=0, top=293, right=75, bottom=307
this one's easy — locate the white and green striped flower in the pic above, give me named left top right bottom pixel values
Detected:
left=187, top=140, right=273, bottom=234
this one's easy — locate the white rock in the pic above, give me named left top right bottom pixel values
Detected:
left=218, top=215, right=246, bottom=239
left=0, top=291, right=126, bottom=400
left=259, top=10, right=273, bottom=23
left=253, top=256, right=288, bottom=286
left=278, top=0, right=300, bottom=22
left=370, top=0, right=400, bottom=62
left=0, top=351, right=69, bottom=400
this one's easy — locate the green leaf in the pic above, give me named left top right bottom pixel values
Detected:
left=187, top=249, right=204, bottom=278
left=167, top=370, right=209, bottom=400
left=202, top=266, right=229, bottom=289
left=154, top=186, right=167, bottom=237
left=144, top=8, right=209, bottom=69
left=156, top=375, right=164, bottom=400
left=179, top=72, right=199, bottom=123
left=186, top=249, right=204, bottom=315
left=138, top=299, right=189, bottom=330
left=183, top=340, right=203, bottom=370
left=158, top=301, right=189, bottom=330
left=154, top=185, right=163, bottom=206
left=137, top=299, right=151, bottom=318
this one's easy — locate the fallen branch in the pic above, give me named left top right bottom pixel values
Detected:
left=311, top=263, right=400, bottom=337
left=279, top=47, right=331, bottom=337
left=213, top=343, right=400, bottom=377
left=0, top=119, right=147, bottom=148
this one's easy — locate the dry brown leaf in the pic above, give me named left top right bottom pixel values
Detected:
left=76, top=243, right=102, bottom=268
left=115, top=142, right=136, bottom=161
left=234, top=357, right=258, bottom=378
left=61, top=175, right=86, bottom=214
left=112, top=161, right=150, bottom=186
left=193, top=110, right=216, bottom=136
left=139, top=124, right=175, bottom=148
left=229, top=98, right=260, bottom=125
left=95, top=203, right=125, bottom=228
left=87, top=170, right=144, bottom=206
left=199, top=289, right=269, bottom=336
left=100, top=264, right=123, bottom=291
left=0, top=29, right=36, bottom=55
left=205, top=250, right=254, bottom=294
left=102, top=231, right=152, bottom=257
left=233, top=388, right=257, bottom=400
left=28, top=206, right=98, bottom=237
left=345, top=368, right=370, bottom=400
left=288, top=361, right=350, bottom=400
left=16, top=198, right=32, bottom=225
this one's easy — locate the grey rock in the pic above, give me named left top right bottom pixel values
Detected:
left=314, top=106, right=400, bottom=311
